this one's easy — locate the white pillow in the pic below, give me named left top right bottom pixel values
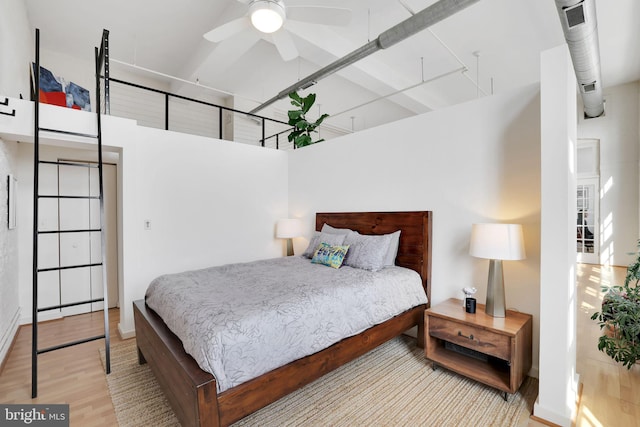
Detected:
left=384, top=230, right=401, bottom=266
left=343, top=231, right=393, bottom=272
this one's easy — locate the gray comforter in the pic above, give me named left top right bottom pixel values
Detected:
left=145, top=256, right=427, bottom=392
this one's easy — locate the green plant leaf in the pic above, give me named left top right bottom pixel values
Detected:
left=288, top=129, right=303, bottom=142
left=294, top=119, right=310, bottom=130
left=314, top=113, right=330, bottom=127
left=288, top=110, right=303, bottom=119
left=294, top=134, right=312, bottom=148
left=288, top=110, right=303, bottom=124
left=302, top=93, right=316, bottom=114
left=287, top=91, right=330, bottom=148
left=289, top=91, right=302, bottom=104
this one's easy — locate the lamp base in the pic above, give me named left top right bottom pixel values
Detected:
left=286, top=238, right=294, bottom=257
left=485, top=259, right=506, bottom=317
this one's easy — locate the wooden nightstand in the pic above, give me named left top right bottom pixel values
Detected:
left=425, top=298, right=532, bottom=400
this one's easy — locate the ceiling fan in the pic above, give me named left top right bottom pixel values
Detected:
left=203, top=0, right=352, bottom=61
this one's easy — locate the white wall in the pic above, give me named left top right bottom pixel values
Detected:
left=0, top=0, right=30, bottom=367
left=535, top=44, right=578, bottom=427
left=0, top=0, right=31, bottom=99
left=0, top=138, right=20, bottom=366
left=577, top=81, right=640, bottom=266
left=288, top=84, right=542, bottom=374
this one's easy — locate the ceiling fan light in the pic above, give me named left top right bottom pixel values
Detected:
left=250, top=0, right=285, bottom=34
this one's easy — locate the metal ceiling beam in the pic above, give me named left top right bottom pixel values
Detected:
left=249, top=0, right=482, bottom=114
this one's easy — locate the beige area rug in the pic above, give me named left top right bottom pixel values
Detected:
left=101, top=337, right=537, bottom=426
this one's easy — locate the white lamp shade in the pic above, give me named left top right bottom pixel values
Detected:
left=250, top=0, right=285, bottom=33
left=276, top=218, right=302, bottom=239
left=469, top=223, right=526, bottom=261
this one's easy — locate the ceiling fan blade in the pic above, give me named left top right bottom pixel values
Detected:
left=203, top=17, right=251, bottom=43
left=271, top=30, right=298, bottom=61
left=213, top=30, right=262, bottom=67
left=287, top=6, right=352, bottom=26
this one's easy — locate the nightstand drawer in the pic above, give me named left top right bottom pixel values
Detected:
left=429, top=317, right=511, bottom=361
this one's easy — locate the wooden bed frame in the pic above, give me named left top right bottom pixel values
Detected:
left=133, top=211, right=432, bottom=427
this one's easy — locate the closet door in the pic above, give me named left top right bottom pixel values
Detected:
left=58, top=163, right=92, bottom=316
left=38, top=159, right=118, bottom=318
left=89, top=163, right=118, bottom=311
left=37, top=163, right=61, bottom=320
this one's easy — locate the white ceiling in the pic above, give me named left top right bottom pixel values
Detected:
left=25, top=0, right=640, bottom=132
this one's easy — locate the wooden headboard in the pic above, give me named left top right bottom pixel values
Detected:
left=315, top=211, right=432, bottom=306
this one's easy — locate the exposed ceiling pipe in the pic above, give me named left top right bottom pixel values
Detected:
left=555, top=0, right=604, bottom=118
left=331, top=66, right=465, bottom=119
left=249, top=0, right=481, bottom=114
left=398, top=0, right=488, bottom=97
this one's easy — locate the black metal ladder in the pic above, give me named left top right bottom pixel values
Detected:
left=31, top=28, right=111, bottom=398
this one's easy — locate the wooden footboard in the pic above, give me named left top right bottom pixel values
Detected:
left=135, top=299, right=424, bottom=427
left=134, top=300, right=218, bottom=426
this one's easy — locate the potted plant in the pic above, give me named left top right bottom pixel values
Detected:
left=591, top=241, right=640, bottom=369
left=287, top=91, right=329, bottom=148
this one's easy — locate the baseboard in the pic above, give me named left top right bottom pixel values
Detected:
left=0, top=308, right=21, bottom=374
left=573, top=381, right=584, bottom=426
left=20, top=311, right=63, bottom=325
left=118, top=323, right=136, bottom=340
left=530, top=414, right=561, bottom=427
left=532, top=402, right=569, bottom=427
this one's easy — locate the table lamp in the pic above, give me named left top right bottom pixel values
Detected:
left=469, top=223, right=526, bottom=317
left=276, top=218, right=302, bottom=256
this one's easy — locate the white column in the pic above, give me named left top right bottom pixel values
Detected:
left=535, top=44, right=579, bottom=426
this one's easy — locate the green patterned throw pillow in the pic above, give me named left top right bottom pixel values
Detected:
left=311, top=243, right=350, bottom=269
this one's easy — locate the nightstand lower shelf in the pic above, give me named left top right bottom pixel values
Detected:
left=425, top=298, right=532, bottom=400
left=428, top=344, right=511, bottom=392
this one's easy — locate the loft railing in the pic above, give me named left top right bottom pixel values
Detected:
left=260, top=127, right=295, bottom=150
left=106, top=77, right=293, bottom=149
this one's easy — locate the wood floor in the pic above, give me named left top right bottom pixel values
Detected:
left=0, top=265, right=637, bottom=427
left=0, top=308, right=125, bottom=426
left=528, top=263, right=640, bottom=427
left=573, top=263, right=640, bottom=427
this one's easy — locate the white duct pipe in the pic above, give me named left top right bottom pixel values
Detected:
left=555, top=0, right=604, bottom=118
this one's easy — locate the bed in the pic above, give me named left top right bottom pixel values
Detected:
left=133, top=211, right=433, bottom=427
